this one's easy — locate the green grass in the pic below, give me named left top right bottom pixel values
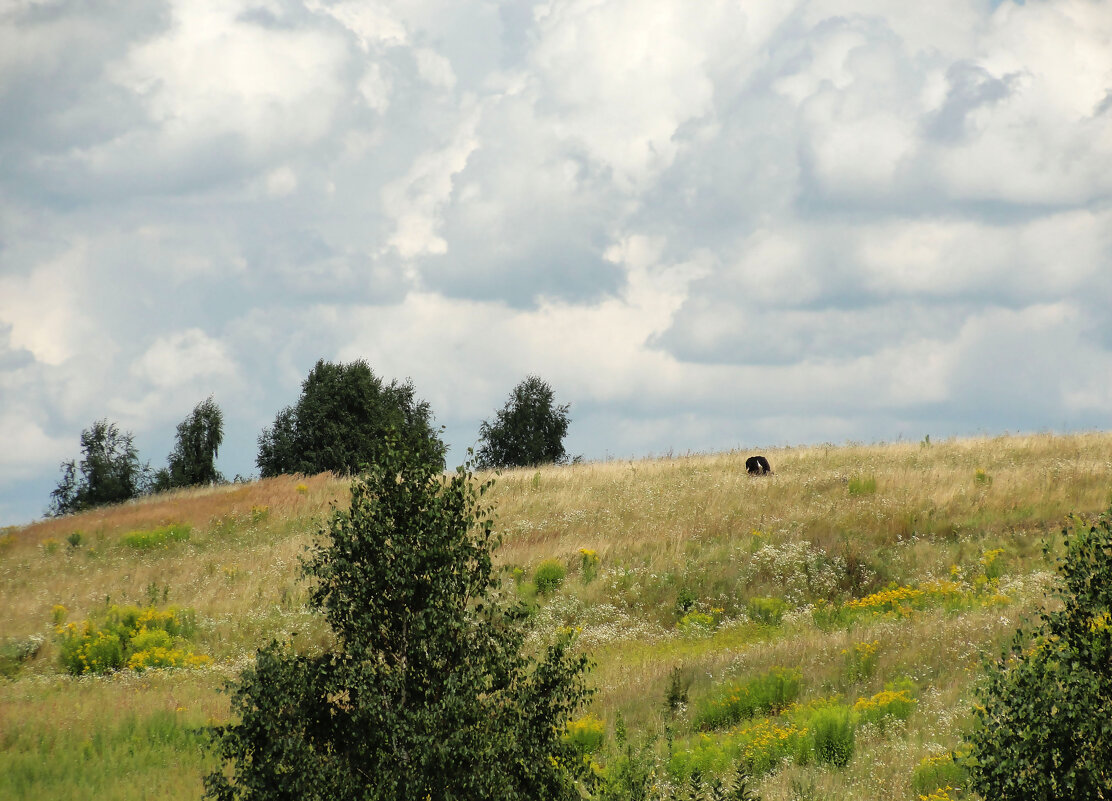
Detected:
left=1, top=432, right=1111, bottom=800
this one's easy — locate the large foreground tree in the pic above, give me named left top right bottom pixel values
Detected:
left=965, top=510, right=1112, bottom=799
left=476, top=375, right=571, bottom=469
left=205, top=441, right=594, bottom=801
left=256, top=359, right=445, bottom=477
left=49, top=420, right=150, bottom=516
left=154, top=396, right=224, bottom=491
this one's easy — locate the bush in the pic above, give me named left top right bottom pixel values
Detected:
left=693, top=668, right=802, bottom=730
left=964, top=510, right=1112, bottom=800
left=746, top=596, right=787, bottom=626
left=579, top=548, right=600, bottom=584
left=54, top=604, right=203, bottom=675
left=205, top=441, right=595, bottom=801
left=912, top=750, right=969, bottom=797
left=808, top=705, right=854, bottom=767
left=842, top=640, right=880, bottom=683
left=534, top=558, right=567, bottom=594
left=122, top=524, right=191, bottom=549
left=564, top=715, right=607, bottom=755
left=678, top=610, right=717, bottom=636
left=851, top=686, right=916, bottom=730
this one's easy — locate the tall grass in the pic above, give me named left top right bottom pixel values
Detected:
left=1, top=432, right=1110, bottom=800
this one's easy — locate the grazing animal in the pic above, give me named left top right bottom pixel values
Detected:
left=746, top=455, right=771, bottom=475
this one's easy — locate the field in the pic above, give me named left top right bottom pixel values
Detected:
left=2, top=432, right=1110, bottom=800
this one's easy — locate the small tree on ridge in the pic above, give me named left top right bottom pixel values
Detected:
left=257, top=359, right=445, bottom=477
left=49, top=420, right=150, bottom=516
left=154, top=396, right=224, bottom=490
left=476, top=375, right=570, bottom=469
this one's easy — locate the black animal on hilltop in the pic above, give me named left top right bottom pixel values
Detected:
left=745, top=455, right=771, bottom=475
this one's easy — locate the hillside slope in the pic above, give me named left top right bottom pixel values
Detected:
left=2, top=432, right=1110, bottom=800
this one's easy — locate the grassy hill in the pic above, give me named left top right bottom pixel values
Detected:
left=2, top=432, right=1110, bottom=800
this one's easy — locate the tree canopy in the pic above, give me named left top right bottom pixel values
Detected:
left=154, top=396, right=224, bottom=491
left=476, top=375, right=571, bottom=469
left=205, top=440, right=594, bottom=801
left=49, top=420, right=150, bottom=516
left=256, top=360, right=445, bottom=477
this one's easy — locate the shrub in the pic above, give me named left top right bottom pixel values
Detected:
left=807, top=705, right=854, bottom=767
left=678, top=610, right=716, bottom=636
left=964, top=510, right=1112, bottom=800
left=564, top=715, right=607, bottom=755
left=842, top=640, right=880, bottom=683
left=847, top=476, right=877, bottom=496
left=66, top=531, right=83, bottom=549
left=534, top=558, right=567, bottom=594
left=54, top=604, right=204, bottom=675
left=974, top=468, right=992, bottom=487
left=912, top=750, right=969, bottom=797
left=852, top=687, right=916, bottom=730
left=694, top=668, right=802, bottom=730
left=579, top=548, right=600, bottom=584
left=746, top=596, right=786, bottom=626
left=122, top=524, right=191, bottom=549
left=979, top=548, right=1005, bottom=582
left=205, top=441, right=594, bottom=801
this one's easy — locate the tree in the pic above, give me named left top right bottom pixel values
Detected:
left=964, top=510, right=1112, bottom=800
left=154, top=396, right=225, bottom=491
left=49, top=420, right=150, bottom=516
left=476, top=375, right=571, bottom=469
left=256, top=359, right=445, bottom=478
left=205, top=440, right=595, bottom=801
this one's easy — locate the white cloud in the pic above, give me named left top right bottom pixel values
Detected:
left=3, top=0, right=1112, bottom=524
left=0, top=243, right=101, bottom=366
left=131, top=328, right=237, bottom=389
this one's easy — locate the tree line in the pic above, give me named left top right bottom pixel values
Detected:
left=48, top=360, right=571, bottom=517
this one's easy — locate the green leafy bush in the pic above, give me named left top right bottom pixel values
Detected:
left=746, top=596, right=787, bottom=626
left=579, top=548, right=600, bottom=583
left=851, top=685, right=916, bottom=730
left=807, top=705, right=855, bottom=767
left=122, top=524, right=191, bottom=549
left=964, top=511, right=1112, bottom=800
left=693, top=668, right=802, bottom=730
left=564, top=715, right=606, bottom=755
left=677, top=610, right=716, bottom=636
left=912, top=749, right=969, bottom=797
left=205, top=441, right=594, bottom=801
left=54, top=604, right=205, bottom=675
left=533, top=558, right=567, bottom=594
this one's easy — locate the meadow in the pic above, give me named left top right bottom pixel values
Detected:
left=2, top=432, right=1110, bottom=800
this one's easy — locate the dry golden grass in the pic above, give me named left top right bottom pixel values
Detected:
left=1, top=431, right=1110, bottom=800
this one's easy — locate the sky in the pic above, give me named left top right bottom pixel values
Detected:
left=2, top=0, right=1111, bottom=526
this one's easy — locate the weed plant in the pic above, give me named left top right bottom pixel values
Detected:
left=694, top=668, right=802, bottom=730
left=122, top=523, right=191, bottom=549
left=534, top=558, right=568, bottom=593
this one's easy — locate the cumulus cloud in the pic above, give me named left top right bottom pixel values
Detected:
left=1, top=0, right=1111, bottom=524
